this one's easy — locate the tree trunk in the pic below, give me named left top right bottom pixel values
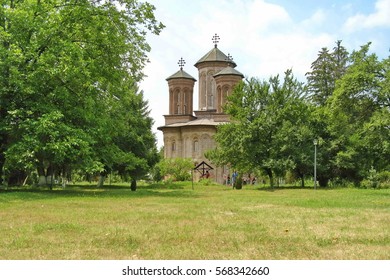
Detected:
left=37, top=160, right=47, bottom=186
left=62, top=172, right=67, bottom=188
left=48, top=163, right=54, bottom=190
left=0, top=150, right=5, bottom=186
left=97, top=175, right=105, bottom=188
left=266, top=168, right=274, bottom=188
left=300, top=175, right=305, bottom=188
left=318, top=176, right=329, bottom=187
left=130, top=178, right=137, bottom=191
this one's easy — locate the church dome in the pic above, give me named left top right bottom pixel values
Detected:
left=194, top=46, right=237, bottom=68
left=214, top=65, right=244, bottom=78
left=166, top=69, right=196, bottom=81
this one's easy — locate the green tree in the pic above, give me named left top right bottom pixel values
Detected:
left=208, top=70, right=310, bottom=187
left=327, top=43, right=389, bottom=183
left=103, top=88, right=159, bottom=189
left=306, top=40, right=349, bottom=105
left=0, top=0, right=164, bottom=186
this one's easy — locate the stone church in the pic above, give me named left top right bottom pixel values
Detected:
left=158, top=35, right=244, bottom=184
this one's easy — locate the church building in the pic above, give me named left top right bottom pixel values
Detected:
left=158, top=35, right=244, bottom=183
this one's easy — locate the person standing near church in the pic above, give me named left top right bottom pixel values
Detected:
left=231, top=171, right=238, bottom=188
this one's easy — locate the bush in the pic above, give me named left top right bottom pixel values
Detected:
left=234, top=174, right=243, bottom=189
left=360, top=168, right=390, bottom=189
left=199, top=178, right=212, bottom=186
left=378, top=171, right=390, bottom=185
left=157, top=158, right=193, bottom=181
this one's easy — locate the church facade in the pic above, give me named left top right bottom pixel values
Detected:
left=158, top=35, right=244, bottom=184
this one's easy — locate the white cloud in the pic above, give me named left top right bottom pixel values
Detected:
left=343, top=0, right=390, bottom=32
left=301, top=9, right=326, bottom=28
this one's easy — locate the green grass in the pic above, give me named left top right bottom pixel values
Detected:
left=0, top=182, right=389, bottom=260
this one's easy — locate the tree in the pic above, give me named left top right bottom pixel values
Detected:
left=326, top=43, right=390, bottom=183
left=208, top=70, right=311, bottom=187
left=0, top=0, right=164, bottom=186
left=306, top=40, right=349, bottom=105
left=103, top=88, right=159, bottom=189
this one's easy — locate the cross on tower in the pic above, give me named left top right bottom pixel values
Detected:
left=178, top=57, right=186, bottom=70
left=212, top=33, right=220, bottom=47
left=226, top=53, right=233, bottom=66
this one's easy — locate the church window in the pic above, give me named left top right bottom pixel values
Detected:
left=193, top=140, right=199, bottom=153
left=206, top=71, right=215, bottom=109
left=177, top=91, right=181, bottom=114
left=183, top=92, right=187, bottom=114
left=172, top=141, right=176, bottom=151
left=201, top=80, right=206, bottom=110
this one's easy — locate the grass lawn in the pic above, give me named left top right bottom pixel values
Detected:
left=0, top=182, right=389, bottom=260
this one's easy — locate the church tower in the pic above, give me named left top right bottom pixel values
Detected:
left=158, top=34, right=244, bottom=183
left=194, top=34, right=236, bottom=111
left=213, top=54, right=244, bottom=113
left=164, top=58, right=196, bottom=126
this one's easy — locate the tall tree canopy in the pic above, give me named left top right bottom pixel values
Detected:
left=0, top=0, right=164, bottom=186
left=326, top=43, right=390, bottom=182
left=207, top=70, right=311, bottom=187
left=306, top=40, right=349, bottom=105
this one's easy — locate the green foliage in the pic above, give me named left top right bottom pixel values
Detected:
left=306, top=40, right=349, bottom=105
left=361, top=169, right=390, bottom=189
left=325, top=43, right=389, bottom=183
left=233, top=174, right=243, bottom=189
left=158, top=158, right=193, bottom=181
left=210, top=42, right=388, bottom=188
left=199, top=178, right=213, bottom=186
left=208, top=70, right=311, bottom=187
left=0, top=0, right=164, bottom=186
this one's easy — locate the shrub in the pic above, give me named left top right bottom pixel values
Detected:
left=157, top=158, right=193, bottom=181
left=234, top=174, right=243, bottom=189
left=199, top=178, right=212, bottom=186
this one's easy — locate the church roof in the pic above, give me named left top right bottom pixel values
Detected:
left=214, top=66, right=244, bottom=78
left=166, top=69, right=196, bottom=81
left=158, top=118, right=227, bottom=130
left=194, top=46, right=237, bottom=68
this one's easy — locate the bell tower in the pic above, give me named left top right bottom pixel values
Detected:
left=194, top=34, right=236, bottom=111
left=164, top=57, right=197, bottom=125
left=214, top=54, right=244, bottom=113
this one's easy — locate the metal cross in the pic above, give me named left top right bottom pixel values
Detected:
left=212, top=33, right=220, bottom=47
left=178, top=57, right=185, bottom=69
left=226, top=53, right=233, bottom=66
left=226, top=53, right=233, bottom=62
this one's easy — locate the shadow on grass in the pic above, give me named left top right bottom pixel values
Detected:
left=254, top=185, right=320, bottom=192
left=0, top=183, right=199, bottom=201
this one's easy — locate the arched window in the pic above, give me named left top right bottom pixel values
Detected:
left=177, top=91, right=181, bottom=114
left=206, top=71, right=214, bottom=109
left=183, top=91, right=187, bottom=114
left=174, top=89, right=180, bottom=114
left=221, top=85, right=230, bottom=111
left=193, top=140, right=199, bottom=153
left=217, top=86, right=222, bottom=112
left=201, top=80, right=207, bottom=110
left=172, top=141, right=176, bottom=152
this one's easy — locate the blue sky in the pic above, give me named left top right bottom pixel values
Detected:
left=139, top=0, right=390, bottom=147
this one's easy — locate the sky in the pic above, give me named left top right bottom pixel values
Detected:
left=139, top=0, right=390, bottom=148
